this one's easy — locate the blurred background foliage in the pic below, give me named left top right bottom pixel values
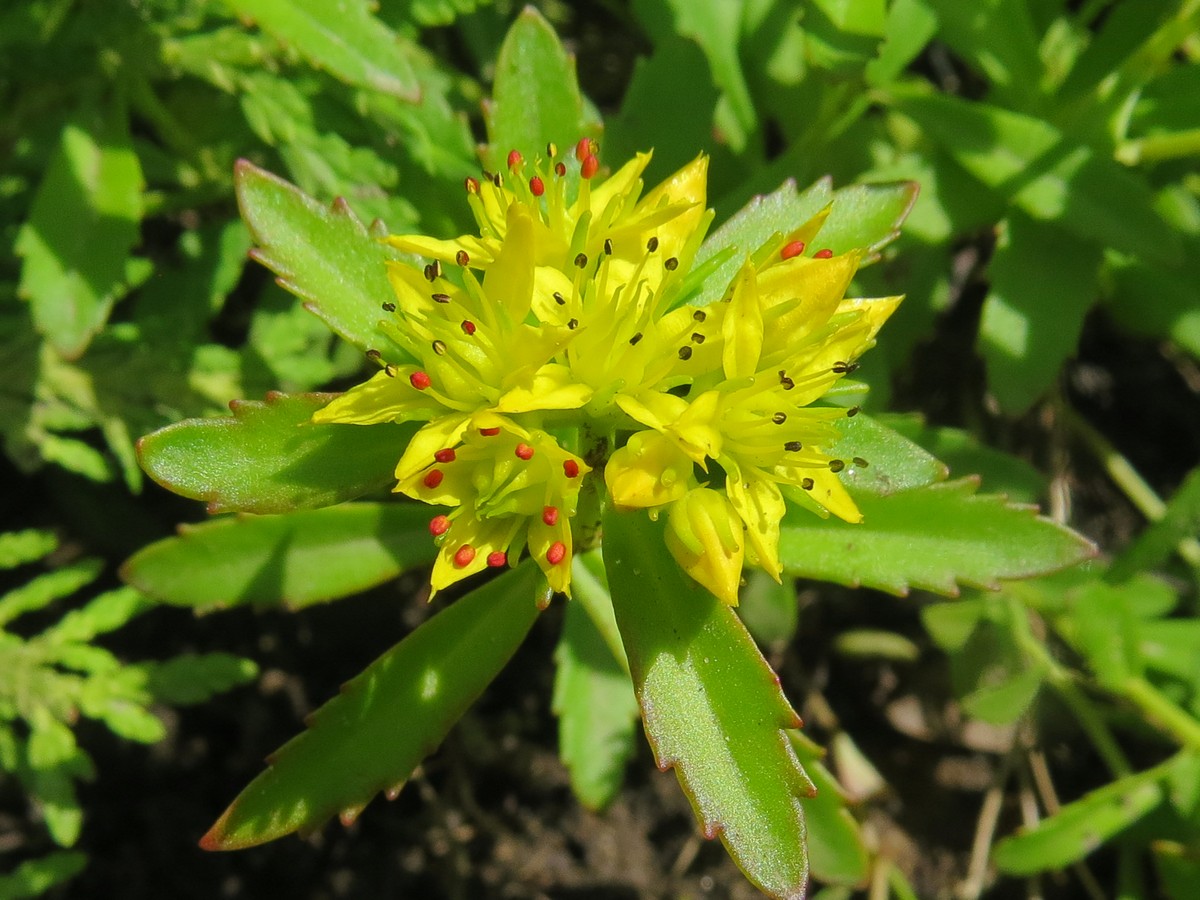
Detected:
left=2, top=0, right=1199, bottom=897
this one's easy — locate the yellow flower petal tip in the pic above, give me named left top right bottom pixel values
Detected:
left=665, top=488, right=745, bottom=606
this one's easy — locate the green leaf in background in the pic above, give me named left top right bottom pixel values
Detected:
left=0, top=850, right=87, bottom=900
left=1107, top=466, right=1200, bottom=583
left=552, top=594, right=640, bottom=811
left=123, top=503, right=437, bottom=612
left=15, top=102, right=143, bottom=359
left=235, top=160, right=409, bottom=358
left=227, top=0, right=419, bottom=100
left=993, top=757, right=1181, bottom=875
left=978, top=213, right=1102, bottom=413
left=788, top=732, right=871, bottom=887
left=200, top=564, right=543, bottom=850
left=137, top=392, right=413, bottom=514
left=603, top=507, right=812, bottom=900
left=483, top=6, right=587, bottom=168
left=737, top=569, right=799, bottom=648
left=693, top=178, right=917, bottom=308
left=142, top=653, right=259, bottom=706
left=779, top=479, right=1096, bottom=595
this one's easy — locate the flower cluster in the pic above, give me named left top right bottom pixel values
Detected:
left=313, top=140, right=900, bottom=603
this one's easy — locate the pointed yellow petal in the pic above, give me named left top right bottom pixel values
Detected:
left=484, top=204, right=536, bottom=323
left=385, top=233, right=495, bottom=266
left=312, top=370, right=441, bottom=425
left=758, top=250, right=863, bottom=346
left=724, top=466, right=785, bottom=581
left=393, top=414, right=472, bottom=483
left=605, top=430, right=695, bottom=509
left=496, top=364, right=593, bottom=413
left=721, top=260, right=763, bottom=379
left=664, top=488, right=744, bottom=606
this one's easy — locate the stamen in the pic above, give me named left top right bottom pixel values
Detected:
left=410, top=371, right=432, bottom=390
left=554, top=161, right=567, bottom=177
left=381, top=301, right=396, bottom=312
left=542, top=506, right=559, bottom=526
left=646, top=236, right=659, bottom=252
left=567, top=318, right=579, bottom=330
left=581, top=154, right=599, bottom=179
left=828, top=459, right=846, bottom=473
left=423, top=469, right=444, bottom=488
left=507, top=149, right=522, bottom=170
left=853, top=457, right=869, bottom=468
left=365, top=349, right=382, bottom=361
left=847, top=406, right=860, bottom=417
left=431, top=340, right=447, bottom=356
left=801, top=478, right=814, bottom=490
left=546, top=141, right=558, bottom=158
left=690, top=332, right=705, bottom=344
left=479, top=426, right=501, bottom=436
left=429, top=515, right=450, bottom=536
left=487, top=551, right=508, bottom=568
left=692, top=309, right=706, bottom=322
left=778, top=370, right=795, bottom=390
left=453, top=544, right=475, bottom=567
left=814, top=248, right=834, bottom=259
left=781, top=240, right=805, bottom=260
left=772, top=412, right=787, bottom=424
left=464, top=177, right=479, bottom=194
left=678, top=346, right=693, bottom=360
left=604, top=238, right=614, bottom=255
left=553, top=291, right=566, bottom=306
left=515, top=443, right=535, bottom=460
left=784, top=441, right=803, bottom=452
left=575, top=137, right=591, bottom=161
left=432, top=292, right=451, bottom=304
left=831, top=360, right=859, bottom=374
left=563, top=460, right=580, bottom=478
left=461, top=320, right=477, bottom=335
left=546, top=541, right=567, bottom=565
left=384, top=365, right=397, bottom=377
left=434, top=448, right=456, bottom=463
left=424, top=260, right=442, bottom=281
left=529, top=176, right=545, bottom=196
left=664, top=257, right=679, bottom=271
left=574, top=252, right=588, bottom=268
left=455, top=249, right=470, bottom=266
left=628, top=332, right=643, bottom=345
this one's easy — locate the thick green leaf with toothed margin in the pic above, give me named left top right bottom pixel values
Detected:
left=603, top=508, right=813, bottom=900
left=779, top=478, right=1096, bottom=596
left=235, top=160, right=409, bottom=359
left=552, top=578, right=640, bottom=811
left=483, top=7, right=588, bottom=170
left=823, top=412, right=947, bottom=496
left=690, top=179, right=917, bottom=308
left=138, top=393, right=414, bottom=514
left=993, top=757, right=1181, bottom=875
left=122, top=503, right=437, bottom=612
left=228, top=0, right=419, bottom=99
left=200, top=564, right=543, bottom=850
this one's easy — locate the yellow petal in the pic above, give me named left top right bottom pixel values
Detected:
left=385, top=233, right=495, bottom=266
left=616, top=391, right=689, bottom=433
left=312, top=369, right=441, bottom=425
left=393, top=414, right=472, bottom=483
left=496, top=363, right=593, bottom=413
left=805, top=468, right=863, bottom=523
left=605, top=430, right=695, bottom=509
left=723, top=464, right=785, bottom=580
left=664, top=488, right=744, bottom=606
left=587, top=152, right=651, bottom=223
left=722, top=260, right=763, bottom=379
left=758, top=250, right=863, bottom=346
left=484, top=204, right=536, bottom=323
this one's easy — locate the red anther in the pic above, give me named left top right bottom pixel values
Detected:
left=554, top=161, right=567, bottom=177
left=423, top=469, right=444, bottom=488
left=575, top=137, right=592, bottom=161
left=546, top=541, right=567, bottom=565
left=409, top=371, right=432, bottom=390
left=563, top=459, right=580, bottom=478
left=479, top=426, right=501, bottom=436
left=455, top=249, right=470, bottom=266
left=780, top=240, right=806, bottom=260
left=580, top=154, right=599, bottom=179
left=542, top=506, right=559, bottom=526
left=465, top=176, right=479, bottom=194
left=453, top=544, right=476, bottom=567
left=429, top=515, right=450, bottom=536
left=814, top=248, right=834, bottom=259
left=529, top=175, right=545, bottom=196
left=461, top=319, right=476, bottom=335
left=515, top=443, right=535, bottom=460
left=507, top=149, right=523, bottom=170
left=487, top=550, right=508, bottom=568
left=434, top=448, right=456, bottom=463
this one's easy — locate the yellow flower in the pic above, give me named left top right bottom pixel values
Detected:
left=313, top=138, right=900, bottom=603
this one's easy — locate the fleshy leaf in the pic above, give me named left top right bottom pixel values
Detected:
left=200, top=564, right=543, bottom=850
left=15, top=103, right=143, bottom=359
left=602, top=507, right=813, bottom=900
left=235, top=160, right=409, bottom=358
left=552, top=593, right=640, bottom=811
left=483, top=6, right=587, bottom=168
left=824, top=412, right=947, bottom=496
left=992, top=758, right=1179, bottom=875
left=227, top=0, right=419, bottom=99
left=788, top=733, right=871, bottom=887
left=692, top=179, right=917, bottom=308
left=122, top=503, right=437, bottom=612
left=137, top=392, right=413, bottom=514
left=779, top=479, right=1096, bottom=596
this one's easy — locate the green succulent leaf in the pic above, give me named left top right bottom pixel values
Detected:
left=779, top=478, right=1096, bottom=596
left=199, top=564, right=543, bottom=850
left=142, top=653, right=259, bottom=706
left=788, top=733, right=871, bottom=887
left=483, top=6, right=588, bottom=167
left=15, top=102, right=143, bottom=359
left=603, top=507, right=812, bottom=900
left=227, top=0, right=419, bottom=99
left=0, top=850, right=87, bottom=899
left=825, top=412, right=947, bottom=496
left=552, top=593, right=640, bottom=811
left=235, top=160, right=408, bottom=358
left=122, top=503, right=437, bottom=612
left=137, top=392, right=413, bottom=515
left=993, top=757, right=1179, bottom=875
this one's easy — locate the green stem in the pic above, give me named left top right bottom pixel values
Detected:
left=1117, top=128, right=1200, bottom=165
left=1122, top=675, right=1200, bottom=753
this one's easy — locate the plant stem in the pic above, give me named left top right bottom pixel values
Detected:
left=1122, top=675, right=1200, bottom=753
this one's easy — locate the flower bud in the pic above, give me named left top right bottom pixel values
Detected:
left=664, top=488, right=744, bottom=606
